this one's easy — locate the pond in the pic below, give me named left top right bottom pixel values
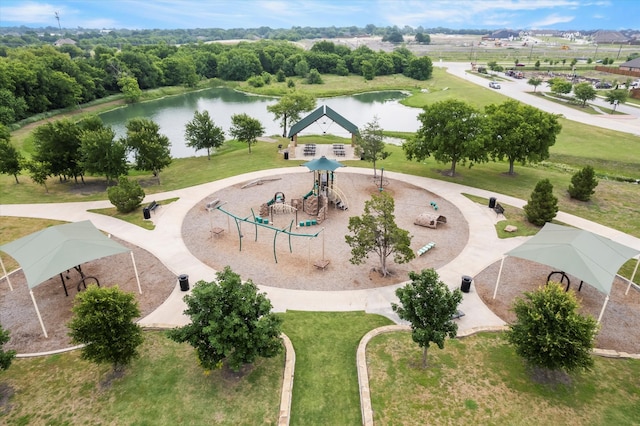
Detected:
left=99, top=88, right=422, bottom=158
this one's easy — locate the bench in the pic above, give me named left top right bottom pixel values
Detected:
left=494, top=203, right=505, bottom=216
left=148, top=200, right=160, bottom=213
left=417, top=242, right=436, bottom=256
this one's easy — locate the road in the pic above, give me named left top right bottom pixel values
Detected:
left=435, top=62, right=640, bottom=137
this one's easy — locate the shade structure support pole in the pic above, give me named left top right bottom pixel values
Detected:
left=131, top=252, right=142, bottom=294
left=625, top=256, right=639, bottom=296
left=597, top=294, right=610, bottom=323
left=0, top=256, right=13, bottom=291
left=493, top=256, right=506, bottom=299
left=30, top=290, right=48, bottom=338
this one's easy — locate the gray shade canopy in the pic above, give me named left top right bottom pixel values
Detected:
left=0, top=220, right=130, bottom=289
left=505, top=223, right=639, bottom=295
left=303, top=156, right=344, bottom=172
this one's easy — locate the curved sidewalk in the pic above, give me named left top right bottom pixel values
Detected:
left=2, top=167, right=638, bottom=331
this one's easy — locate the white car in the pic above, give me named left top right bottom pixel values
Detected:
left=489, top=81, right=501, bottom=89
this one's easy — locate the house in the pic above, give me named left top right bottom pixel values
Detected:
left=54, top=38, right=77, bottom=47
left=592, top=30, right=629, bottom=44
left=619, top=57, right=640, bottom=72
left=485, top=29, right=520, bottom=41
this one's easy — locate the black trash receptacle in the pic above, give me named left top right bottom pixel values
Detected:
left=461, top=275, right=472, bottom=293
left=284, top=151, right=289, bottom=160
left=178, top=274, right=189, bottom=291
left=143, top=207, right=151, bottom=219
left=489, top=197, right=497, bottom=209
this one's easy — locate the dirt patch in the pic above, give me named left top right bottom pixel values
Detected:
left=182, top=173, right=469, bottom=290
left=474, top=257, right=640, bottom=354
left=0, top=237, right=176, bottom=354
left=0, top=383, right=14, bottom=415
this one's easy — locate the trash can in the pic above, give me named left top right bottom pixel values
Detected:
left=461, top=275, right=472, bottom=293
left=489, top=197, right=497, bottom=209
left=143, top=207, right=151, bottom=219
left=284, top=151, right=289, bottom=160
left=178, top=274, right=189, bottom=291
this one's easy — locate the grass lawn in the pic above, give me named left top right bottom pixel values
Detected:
left=280, top=311, right=393, bottom=425
left=0, top=331, right=284, bottom=425
left=368, top=332, right=640, bottom=426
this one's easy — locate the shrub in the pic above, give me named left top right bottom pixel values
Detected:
left=0, top=324, right=16, bottom=371
left=247, top=75, right=265, bottom=87
left=307, top=68, right=323, bottom=84
left=523, top=178, right=558, bottom=226
left=568, top=165, right=598, bottom=201
left=275, top=69, right=286, bottom=82
left=107, top=176, right=145, bottom=213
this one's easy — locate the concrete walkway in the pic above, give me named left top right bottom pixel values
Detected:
left=2, top=168, right=638, bottom=332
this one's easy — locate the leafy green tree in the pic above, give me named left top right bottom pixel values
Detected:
left=345, top=191, right=414, bottom=277
left=374, top=55, right=395, bottom=76
left=485, top=100, right=562, bottom=175
left=414, top=33, right=430, bottom=44
left=0, top=126, right=23, bottom=183
left=123, top=118, right=172, bottom=183
left=605, top=89, right=629, bottom=112
left=267, top=92, right=316, bottom=137
left=523, top=179, right=558, bottom=226
left=573, top=82, right=597, bottom=107
left=404, top=99, right=487, bottom=176
left=25, top=159, right=50, bottom=192
left=0, top=88, right=28, bottom=125
left=68, top=285, right=144, bottom=372
left=107, top=176, right=145, bottom=213
left=184, top=110, right=225, bottom=160
left=392, top=268, right=462, bottom=368
left=548, top=78, right=572, bottom=95
left=534, top=60, right=540, bottom=69
left=117, top=76, right=142, bottom=103
left=354, top=116, right=390, bottom=176
left=168, top=267, right=283, bottom=372
left=294, top=59, right=309, bottom=77
left=527, top=76, right=543, bottom=92
left=306, top=68, right=323, bottom=84
left=568, top=165, right=598, bottom=201
left=0, top=324, right=16, bottom=371
left=32, top=118, right=84, bottom=182
left=404, top=56, right=433, bottom=80
left=229, top=113, right=265, bottom=154
left=506, top=282, right=598, bottom=374
left=382, top=30, right=404, bottom=43
left=79, top=121, right=127, bottom=184
left=361, top=60, right=375, bottom=81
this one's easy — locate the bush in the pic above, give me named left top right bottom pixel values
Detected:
left=275, top=69, right=286, bottom=82
left=287, top=79, right=295, bottom=88
left=0, top=324, right=16, bottom=371
left=247, top=75, right=265, bottom=87
left=107, top=176, right=145, bottom=213
left=523, top=178, right=558, bottom=226
left=568, top=165, right=598, bottom=201
left=307, top=68, right=323, bottom=84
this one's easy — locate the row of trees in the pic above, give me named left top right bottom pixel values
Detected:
left=404, top=99, right=562, bottom=176
left=0, top=39, right=434, bottom=125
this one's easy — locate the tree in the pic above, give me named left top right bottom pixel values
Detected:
left=107, top=176, right=145, bottom=213
left=117, top=76, right=142, bottom=103
left=345, top=191, right=414, bottom=277
left=306, top=68, right=323, bottom=84
left=392, top=268, right=462, bottom=368
left=605, top=89, right=629, bottom=112
left=229, top=113, right=265, bottom=154
left=123, top=118, right=172, bottom=184
left=506, top=282, right=598, bottom=375
left=32, top=118, right=84, bottom=182
left=382, top=30, right=404, bottom=43
left=527, top=76, right=543, bottom=92
left=0, top=126, right=23, bottom=183
left=184, top=110, right=225, bottom=160
left=267, top=92, right=316, bottom=137
left=168, top=266, right=283, bottom=372
left=485, top=100, right=562, bottom=175
left=523, top=179, right=558, bottom=226
left=548, top=78, right=572, bottom=95
left=414, top=33, right=430, bottom=44
left=0, top=323, right=16, bottom=371
left=404, top=56, right=433, bottom=80
left=361, top=60, right=375, bottom=81
left=568, top=165, right=598, bottom=201
left=67, top=285, right=144, bottom=372
left=25, top=159, right=50, bottom=193
left=573, top=82, right=597, bottom=107
left=79, top=122, right=128, bottom=184
left=404, top=99, right=486, bottom=176
left=354, top=116, right=390, bottom=176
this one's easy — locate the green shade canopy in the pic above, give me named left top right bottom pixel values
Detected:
left=505, top=223, right=639, bottom=295
left=0, top=220, right=130, bottom=289
left=303, top=156, right=344, bottom=172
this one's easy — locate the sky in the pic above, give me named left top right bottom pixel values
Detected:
left=0, top=0, right=638, bottom=31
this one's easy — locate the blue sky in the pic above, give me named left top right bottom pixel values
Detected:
left=1, top=0, right=638, bottom=31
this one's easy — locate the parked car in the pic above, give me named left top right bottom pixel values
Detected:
left=594, top=81, right=613, bottom=89
left=489, top=81, right=501, bottom=89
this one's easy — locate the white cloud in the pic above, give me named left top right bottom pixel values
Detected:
left=528, top=13, right=575, bottom=28
left=1, top=1, right=60, bottom=24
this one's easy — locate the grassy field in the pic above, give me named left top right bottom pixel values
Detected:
left=0, top=331, right=284, bottom=425
left=281, top=311, right=393, bottom=425
left=368, top=332, right=640, bottom=426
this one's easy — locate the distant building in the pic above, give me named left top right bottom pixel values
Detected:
left=619, top=57, right=640, bottom=72
left=592, top=30, right=629, bottom=44
left=484, top=29, right=520, bottom=41
left=54, top=38, right=77, bottom=47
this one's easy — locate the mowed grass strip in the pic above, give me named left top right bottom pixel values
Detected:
left=368, top=332, right=640, bottom=426
left=0, top=331, right=284, bottom=425
left=280, top=311, right=393, bottom=425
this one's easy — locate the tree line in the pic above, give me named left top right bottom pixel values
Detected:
left=0, top=39, right=433, bottom=126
